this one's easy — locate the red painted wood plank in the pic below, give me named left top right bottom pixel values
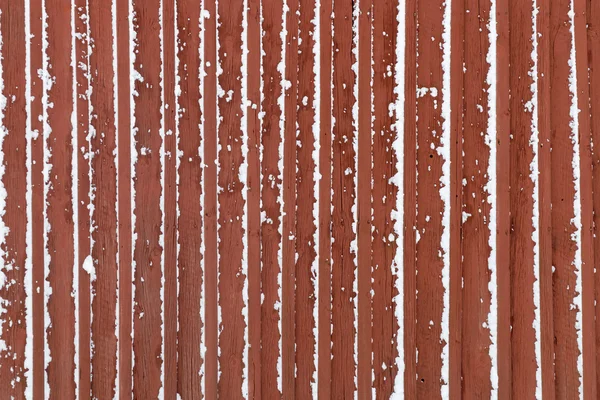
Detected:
left=201, top=0, right=218, bottom=396
left=572, top=0, right=596, bottom=395
left=330, top=0, right=358, bottom=397
left=0, top=3, right=29, bottom=397
left=536, top=0, right=557, bottom=396
left=246, top=0, right=261, bottom=397
left=74, top=0, right=91, bottom=397
left=589, top=0, right=600, bottom=392
left=402, top=0, right=418, bottom=396
left=459, top=0, right=496, bottom=395
left=295, top=0, right=318, bottom=397
left=116, top=0, right=133, bottom=395
left=44, top=0, right=77, bottom=396
left=448, top=0, right=464, bottom=396
left=318, top=0, right=333, bottom=397
left=372, top=0, right=400, bottom=397
left=413, top=0, right=450, bottom=396
left=29, top=0, right=47, bottom=396
left=282, top=2, right=298, bottom=397
left=216, top=1, right=246, bottom=397
left=130, top=0, right=164, bottom=396
left=175, top=0, right=204, bottom=398
left=88, top=0, right=119, bottom=396
left=495, top=0, right=512, bottom=396
left=547, top=0, right=584, bottom=395
left=259, top=1, right=284, bottom=397
left=162, top=0, right=178, bottom=397
left=508, top=0, right=539, bottom=396
left=357, top=0, right=372, bottom=398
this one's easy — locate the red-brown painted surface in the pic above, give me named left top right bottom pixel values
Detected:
left=0, top=0, right=598, bottom=399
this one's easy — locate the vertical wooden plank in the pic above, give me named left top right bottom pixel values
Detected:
left=116, top=0, right=133, bottom=394
left=295, top=0, right=318, bottom=396
left=448, top=0, right=464, bottom=396
left=216, top=0, right=246, bottom=397
left=371, top=0, right=400, bottom=397
left=536, top=0, right=557, bottom=396
left=507, top=0, right=539, bottom=396
left=588, top=0, right=600, bottom=391
left=402, top=0, right=417, bottom=396
left=547, top=0, right=584, bottom=395
left=43, top=0, right=77, bottom=395
left=74, top=0, right=90, bottom=397
left=413, top=0, right=451, bottom=396
left=330, top=0, right=358, bottom=396
left=573, top=0, right=596, bottom=394
left=282, top=1, right=298, bottom=397
left=29, top=0, right=46, bottom=395
left=246, top=0, right=261, bottom=396
left=202, top=0, right=218, bottom=396
left=88, top=0, right=119, bottom=396
left=495, top=0, right=512, bottom=394
left=130, top=0, right=164, bottom=396
left=459, top=0, right=499, bottom=395
left=162, top=0, right=177, bottom=396
left=357, top=0, right=372, bottom=397
left=175, top=0, right=203, bottom=398
left=259, top=0, right=284, bottom=397
left=0, top=2, right=29, bottom=397
left=318, top=0, right=333, bottom=397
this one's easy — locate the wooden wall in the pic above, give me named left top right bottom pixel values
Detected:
left=0, top=0, right=598, bottom=398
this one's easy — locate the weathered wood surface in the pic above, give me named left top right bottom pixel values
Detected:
left=0, top=0, right=597, bottom=398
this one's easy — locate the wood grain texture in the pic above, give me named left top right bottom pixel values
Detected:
left=88, top=1, right=119, bottom=397
left=130, top=0, right=163, bottom=398
left=43, top=0, right=77, bottom=397
left=0, top=0, right=598, bottom=398
left=175, top=0, right=204, bottom=398
left=216, top=1, right=246, bottom=398
left=0, top=2, right=28, bottom=398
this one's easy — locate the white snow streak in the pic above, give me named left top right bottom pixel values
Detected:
left=199, top=2, right=208, bottom=394
left=486, top=0, right=499, bottom=397
left=215, top=0, right=222, bottom=381
left=529, top=2, right=542, bottom=398
left=174, top=0, right=182, bottom=395
left=311, top=2, right=320, bottom=397
left=82, top=1, right=94, bottom=386
left=128, top=0, right=139, bottom=385
left=40, top=1, right=53, bottom=394
left=440, top=0, right=452, bottom=396
left=158, top=0, right=166, bottom=395
left=351, top=3, right=359, bottom=398
left=241, top=0, right=249, bottom=396
left=276, top=0, right=287, bottom=393
left=24, top=0, right=35, bottom=394
left=70, top=0, right=79, bottom=391
left=390, top=0, right=406, bottom=396
left=567, top=0, right=584, bottom=395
